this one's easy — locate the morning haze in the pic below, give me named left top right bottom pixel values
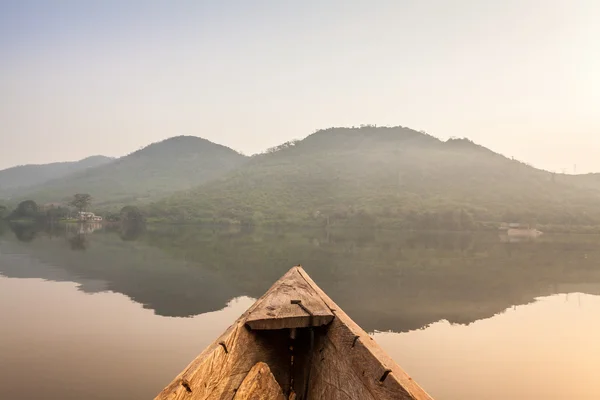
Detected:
left=4, top=3, right=600, bottom=400
left=1, top=1, right=599, bottom=172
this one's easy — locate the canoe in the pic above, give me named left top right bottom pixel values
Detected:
left=155, top=266, right=433, bottom=400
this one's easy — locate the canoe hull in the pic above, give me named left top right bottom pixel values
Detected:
left=155, top=266, right=433, bottom=400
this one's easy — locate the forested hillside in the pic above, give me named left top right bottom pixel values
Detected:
left=148, top=126, right=600, bottom=228
left=16, top=136, right=248, bottom=206
left=0, top=156, right=113, bottom=199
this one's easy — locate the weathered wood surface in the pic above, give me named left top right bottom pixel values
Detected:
left=245, top=268, right=334, bottom=330
left=156, top=265, right=434, bottom=400
left=155, top=267, right=326, bottom=399
left=154, top=323, right=256, bottom=400
left=296, top=267, right=434, bottom=400
left=233, top=362, right=286, bottom=400
left=154, top=320, right=290, bottom=399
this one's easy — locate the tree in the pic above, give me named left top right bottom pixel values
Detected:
left=104, top=212, right=121, bottom=222
left=119, top=206, right=146, bottom=241
left=13, top=200, right=39, bottom=219
left=265, top=140, right=300, bottom=154
left=46, top=206, right=70, bottom=221
left=0, top=205, right=8, bottom=219
left=69, top=194, right=92, bottom=212
left=120, top=206, right=145, bottom=224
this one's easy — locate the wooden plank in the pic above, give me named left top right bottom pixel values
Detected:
left=308, top=329, right=376, bottom=399
left=245, top=267, right=334, bottom=330
left=296, top=267, right=434, bottom=400
left=233, top=362, right=286, bottom=400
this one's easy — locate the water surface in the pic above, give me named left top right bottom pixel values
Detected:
left=1, top=223, right=600, bottom=399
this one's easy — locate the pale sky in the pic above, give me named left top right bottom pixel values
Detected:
left=1, top=0, right=599, bottom=172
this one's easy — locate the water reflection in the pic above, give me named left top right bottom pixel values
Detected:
left=1, top=224, right=600, bottom=334
left=3, top=224, right=600, bottom=400
left=376, top=293, right=600, bottom=400
left=0, top=275, right=255, bottom=400
left=8, top=222, right=39, bottom=242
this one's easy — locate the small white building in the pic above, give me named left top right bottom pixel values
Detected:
left=78, top=212, right=103, bottom=222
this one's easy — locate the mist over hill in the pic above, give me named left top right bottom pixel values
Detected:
left=4, top=126, right=600, bottom=230
left=11, top=136, right=248, bottom=207
left=148, top=126, right=600, bottom=228
left=0, top=156, right=114, bottom=199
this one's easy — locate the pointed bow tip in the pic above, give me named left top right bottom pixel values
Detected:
left=244, top=264, right=333, bottom=330
left=292, top=264, right=305, bottom=272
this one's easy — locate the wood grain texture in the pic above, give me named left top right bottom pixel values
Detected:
left=155, top=266, right=434, bottom=400
left=308, top=330, right=371, bottom=399
left=154, top=322, right=256, bottom=400
left=296, top=267, right=434, bottom=400
left=245, top=268, right=334, bottom=330
left=233, top=362, right=286, bottom=400
left=154, top=319, right=290, bottom=399
left=155, top=268, right=327, bottom=399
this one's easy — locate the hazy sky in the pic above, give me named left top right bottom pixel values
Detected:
left=1, top=1, right=599, bottom=172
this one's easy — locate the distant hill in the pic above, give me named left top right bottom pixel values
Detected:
left=565, top=173, right=600, bottom=192
left=16, top=136, right=247, bottom=207
left=148, top=126, right=600, bottom=228
left=0, top=156, right=114, bottom=199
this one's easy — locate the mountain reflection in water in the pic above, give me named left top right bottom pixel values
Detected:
left=2, top=222, right=600, bottom=400
left=1, top=222, right=600, bottom=333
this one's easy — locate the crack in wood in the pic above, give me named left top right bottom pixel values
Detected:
left=379, top=369, right=392, bottom=384
left=219, top=341, right=229, bottom=354
left=180, top=380, right=192, bottom=393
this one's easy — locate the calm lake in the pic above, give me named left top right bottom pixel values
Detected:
left=1, top=222, right=600, bottom=399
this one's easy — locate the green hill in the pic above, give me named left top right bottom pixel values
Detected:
left=148, top=126, right=600, bottom=228
left=0, top=156, right=113, bottom=199
left=16, top=136, right=247, bottom=207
